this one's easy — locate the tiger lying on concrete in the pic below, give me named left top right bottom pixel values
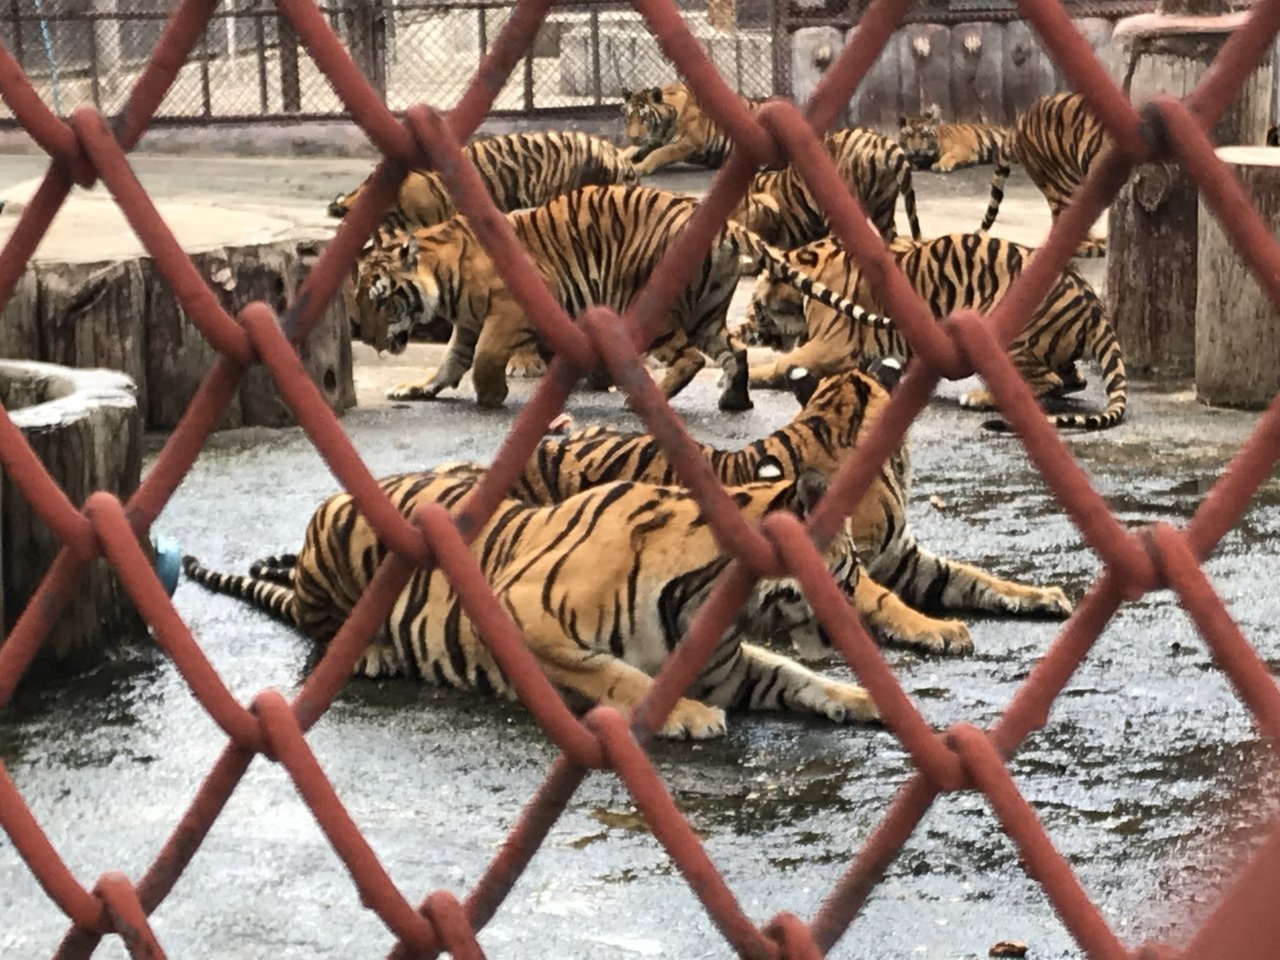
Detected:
left=182, top=461, right=879, bottom=739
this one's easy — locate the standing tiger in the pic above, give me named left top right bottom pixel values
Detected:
left=328, top=131, right=638, bottom=232
left=349, top=184, right=887, bottom=411
left=516, top=362, right=1072, bottom=656
left=896, top=111, right=1011, bottom=172
left=730, top=127, right=923, bottom=247
left=620, top=82, right=765, bottom=176
left=743, top=232, right=1128, bottom=431
left=181, top=462, right=880, bottom=739
left=980, top=92, right=1110, bottom=258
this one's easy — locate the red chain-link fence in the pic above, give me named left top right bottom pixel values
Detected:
left=2, top=0, right=1280, bottom=953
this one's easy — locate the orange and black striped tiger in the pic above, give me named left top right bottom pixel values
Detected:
left=620, top=82, right=765, bottom=175
left=731, top=127, right=923, bottom=248
left=980, top=92, right=1110, bottom=258
left=897, top=111, right=1011, bottom=172
left=328, top=131, right=638, bottom=232
left=743, top=232, right=1128, bottom=431
left=516, top=362, right=1072, bottom=655
left=181, top=462, right=880, bottom=739
left=348, top=184, right=887, bottom=411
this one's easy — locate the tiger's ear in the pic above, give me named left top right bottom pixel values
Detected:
left=754, top=454, right=786, bottom=481
left=898, top=115, right=907, bottom=127
left=786, top=365, right=820, bottom=406
left=398, top=235, right=420, bottom=270
left=924, top=106, right=938, bottom=122
left=648, top=87, right=663, bottom=103
left=864, top=356, right=905, bottom=392
left=621, top=87, right=632, bottom=99
left=794, top=468, right=829, bottom=517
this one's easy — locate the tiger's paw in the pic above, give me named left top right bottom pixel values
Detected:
left=506, top=351, right=547, bottom=379
left=1005, top=585, right=1074, bottom=619
left=388, top=380, right=444, bottom=401
left=893, top=618, right=974, bottom=656
left=814, top=682, right=880, bottom=724
left=959, top=388, right=997, bottom=410
left=658, top=698, right=728, bottom=740
left=930, top=157, right=961, bottom=173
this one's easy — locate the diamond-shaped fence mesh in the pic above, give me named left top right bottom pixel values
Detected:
left=3, top=0, right=1280, bottom=954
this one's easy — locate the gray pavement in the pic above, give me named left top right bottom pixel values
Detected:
left=0, top=154, right=1276, bottom=960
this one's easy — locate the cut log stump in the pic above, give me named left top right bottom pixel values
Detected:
left=0, top=186, right=356, bottom=431
left=1195, top=147, right=1280, bottom=409
left=0, top=361, right=143, bottom=678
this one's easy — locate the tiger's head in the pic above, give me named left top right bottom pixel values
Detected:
left=740, top=246, right=828, bottom=351
left=785, top=359, right=903, bottom=456
left=897, top=110, right=942, bottom=170
left=350, top=227, right=460, bottom=355
left=748, top=459, right=864, bottom=658
left=620, top=87, right=677, bottom=150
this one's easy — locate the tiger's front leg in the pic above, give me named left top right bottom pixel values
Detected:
left=853, top=571, right=974, bottom=655
left=748, top=341, right=857, bottom=389
left=631, top=140, right=698, bottom=176
left=388, top=324, right=477, bottom=401
left=652, top=340, right=707, bottom=401
left=715, top=643, right=880, bottom=724
left=470, top=308, right=538, bottom=408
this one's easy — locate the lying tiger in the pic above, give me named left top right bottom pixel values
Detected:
left=620, top=82, right=764, bottom=176
left=328, top=131, right=637, bottom=233
left=743, top=232, right=1129, bottom=431
left=182, top=462, right=879, bottom=739
left=731, top=127, right=923, bottom=248
left=517, top=361, right=1072, bottom=655
left=981, top=92, right=1110, bottom=258
left=896, top=111, right=1011, bottom=172
left=350, top=184, right=886, bottom=411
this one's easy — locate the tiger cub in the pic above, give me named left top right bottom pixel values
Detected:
left=897, top=111, right=1011, bottom=172
left=328, top=131, right=637, bottom=233
left=182, top=462, right=879, bottom=739
left=620, top=82, right=764, bottom=176
left=731, top=127, right=923, bottom=247
left=743, top=232, right=1128, bottom=431
left=517, top=362, right=1072, bottom=655
left=349, top=184, right=887, bottom=411
left=980, top=92, right=1110, bottom=258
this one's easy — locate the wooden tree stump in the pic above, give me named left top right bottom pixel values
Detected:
left=0, top=187, right=355, bottom=430
left=1107, top=9, right=1273, bottom=380
left=1195, top=147, right=1280, bottom=408
left=0, top=361, right=143, bottom=678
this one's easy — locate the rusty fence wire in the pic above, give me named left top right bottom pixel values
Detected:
left=3, top=0, right=1280, bottom=953
left=0, top=0, right=777, bottom=124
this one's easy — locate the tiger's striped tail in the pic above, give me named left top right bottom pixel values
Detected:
left=984, top=310, right=1128, bottom=432
left=249, top=552, right=298, bottom=586
left=898, top=161, right=923, bottom=241
left=979, top=144, right=1012, bottom=232
left=730, top=223, right=896, bottom=329
left=182, top=554, right=300, bottom=625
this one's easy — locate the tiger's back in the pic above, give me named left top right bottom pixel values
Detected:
left=745, top=232, right=1128, bottom=430
left=329, top=131, right=637, bottom=231
left=980, top=93, right=1109, bottom=257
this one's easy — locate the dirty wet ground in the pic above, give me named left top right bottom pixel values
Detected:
left=3, top=161, right=1280, bottom=958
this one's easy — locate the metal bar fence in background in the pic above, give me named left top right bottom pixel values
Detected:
left=3, top=0, right=1280, bottom=956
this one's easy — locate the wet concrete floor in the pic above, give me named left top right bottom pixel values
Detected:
left=2, top=158, right=1279, bottom=958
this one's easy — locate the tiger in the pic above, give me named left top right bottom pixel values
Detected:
left=742, top=232, right=1129, bottom=431
left=327, top=131, right=638, bottom=232
left=729, top=127, right=923, bottom=247
left=619, top=82, right=765, bottom=176
left=896, top=110, right=1011, bottom=172
left=349, top=184, right=889, bottom=412
left=980, top=92, right=1110, bottom=258
left=181, top=461, right=880, bottom=739
left=515, top=361, right=1073, bottom=655
left=1267, top=125, right=1278, bottom=146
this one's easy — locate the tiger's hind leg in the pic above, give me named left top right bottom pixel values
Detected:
left=506, top=345, right=547, bottom=380
left=959, top=359, right=1066, bottom=411
left=711, top=643, right=880, bottom=724
left=651, top=337, right=708, bottom=402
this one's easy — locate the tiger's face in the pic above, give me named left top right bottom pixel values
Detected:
left=897, top=112, right=941, bottom=170
left=350, top=236, right=440, bottom=355
left=620, top=87, right=675, bottom=149
left=742, top=271, right=808, bottom=351
left=751, top=466, right=863, bottom=657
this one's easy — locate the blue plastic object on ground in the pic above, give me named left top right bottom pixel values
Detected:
left=153, top=535, right=182, bottom=598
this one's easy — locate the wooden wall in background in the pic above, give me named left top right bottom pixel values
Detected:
left=792, top=17, right=1126, bottom=128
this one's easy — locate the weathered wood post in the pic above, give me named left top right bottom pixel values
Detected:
left=1195, top=147, right=1280, bottom=407
left=1106, top=0, right=1272, bottom=379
